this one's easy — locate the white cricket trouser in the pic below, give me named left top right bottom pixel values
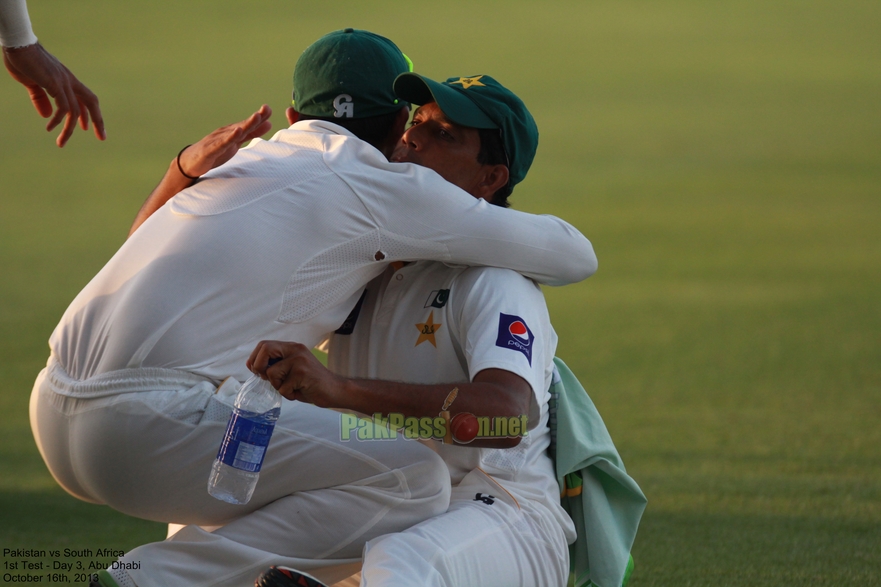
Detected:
left=30, top=358, right=451, bottom=587
left=358, top=469, right=569, bottom=587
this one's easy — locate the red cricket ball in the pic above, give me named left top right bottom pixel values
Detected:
left=450, top=412, right=479, bottom=444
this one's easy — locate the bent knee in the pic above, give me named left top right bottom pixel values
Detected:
left=395, top=449, right=450, bottom=516
left=363, top=532, right=447, bottom=587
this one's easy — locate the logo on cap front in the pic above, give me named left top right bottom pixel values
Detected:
left=495, top=313, right=534, bottom=365
left=334, top=94, right=354, bottom=118
left=450, top=75, right=486, bottom=90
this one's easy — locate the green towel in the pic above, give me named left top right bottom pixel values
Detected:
left=549, top=358, right=647, bottom=587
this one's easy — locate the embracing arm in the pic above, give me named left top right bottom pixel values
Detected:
left=248, top=340, right=532, bottom=448
left=128, top=105, right=273, bottom=236
left=435, top=202, right=598, bottom=287
left=367, top=166, right=598, bottom=286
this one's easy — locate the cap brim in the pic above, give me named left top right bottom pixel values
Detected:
left=394, top=73, right=498, bottom=130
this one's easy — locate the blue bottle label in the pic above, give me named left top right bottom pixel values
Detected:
left=216, top=410, right=278, bottom=473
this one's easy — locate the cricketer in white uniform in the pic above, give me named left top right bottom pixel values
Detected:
left=29, top=30, right=596, bottom=587
left=326, top=264, right=571, bottom=587
left=250, top=74, right=582, bottom=587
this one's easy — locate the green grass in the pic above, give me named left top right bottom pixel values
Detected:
left=1, top=0, right=879, bottom=584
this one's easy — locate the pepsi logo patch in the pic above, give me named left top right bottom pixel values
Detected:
left=495, top=313, right=534, bottom=365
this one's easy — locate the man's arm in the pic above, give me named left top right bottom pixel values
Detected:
left=430, top=204, right=599, bottom=287
left=248, top=340, right=532, bottom=448
left=352, top=163, right=598, bottom=287
left=128, top=105, right=273, bottom=236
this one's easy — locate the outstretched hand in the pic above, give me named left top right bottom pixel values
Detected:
left=2, top=42, right=104, bottom=147
left=128, top=105, right=274, bottom=237
left=177, top=105, right=273, bottom=179
left=247, top=340, right=344, bottom=408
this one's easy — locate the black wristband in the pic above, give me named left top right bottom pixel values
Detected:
left=176, top=144, right=200, bottom=180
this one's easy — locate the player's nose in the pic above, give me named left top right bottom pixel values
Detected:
left=401, top=125, right=422, bottom=151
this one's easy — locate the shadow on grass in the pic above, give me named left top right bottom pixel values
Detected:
left=630, top=510, right=881, bottom=586
left=0, top=486, right=166, bottom=553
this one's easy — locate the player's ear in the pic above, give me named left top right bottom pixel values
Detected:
left=379, top=106, right=411, bottom=159
left=286, top=107, right=300, bottom=126
left=391, top=106, right=410, bottom=142
left=475, top=164, right=509, bottom=204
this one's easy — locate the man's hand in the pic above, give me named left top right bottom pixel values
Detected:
left=128, top=105, right=273, bottom=236
left=248, top=340, right=345, bottom=408
left=177, top=104, right=273, bottom=180
left=2, top=42, right=104, bottom=147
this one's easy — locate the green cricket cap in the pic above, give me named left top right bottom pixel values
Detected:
left=293, top=28, right=413, bottom=119
left=393, top=73, right=539, bottom=186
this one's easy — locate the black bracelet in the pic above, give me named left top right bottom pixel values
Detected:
left=176, top=144, right=200, bottom=180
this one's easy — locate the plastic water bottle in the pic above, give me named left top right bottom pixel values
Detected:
left=208, top=374, right=282, bottom=504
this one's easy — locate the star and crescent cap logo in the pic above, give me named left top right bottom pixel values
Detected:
left=449, top=75, right=486, bottom=90
left=415, top=311, right=442, bottom=347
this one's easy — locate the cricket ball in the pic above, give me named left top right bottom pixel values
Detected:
left=450, top=412, right=479, bottom=444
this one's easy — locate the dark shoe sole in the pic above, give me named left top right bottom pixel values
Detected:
left=255, top=565, right=328, bottom=587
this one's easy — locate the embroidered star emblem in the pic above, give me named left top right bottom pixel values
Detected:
left=415, top=311, right=442, bottom=347
left=450, top=76, right=486, bottom=90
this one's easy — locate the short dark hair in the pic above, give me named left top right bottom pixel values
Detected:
left=477, top=128, right=513, bottom=208
left=298, top=109, right=402, bottom=152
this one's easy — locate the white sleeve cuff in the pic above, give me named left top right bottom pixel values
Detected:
left=0, top=0, right=38, bottom=48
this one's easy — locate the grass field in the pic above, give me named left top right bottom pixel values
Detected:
left=1, top=0, right=879, bottom=585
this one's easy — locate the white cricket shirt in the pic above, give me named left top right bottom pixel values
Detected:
left=327, top=262, right=576, bottom=540
left=50, top=121, right=596, bottom=383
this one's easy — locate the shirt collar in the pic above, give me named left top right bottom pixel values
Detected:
left=289, top=119, right=358, bottom=139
